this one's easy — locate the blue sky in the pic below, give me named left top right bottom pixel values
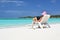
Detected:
left=0, top=0, right=60, bottom=18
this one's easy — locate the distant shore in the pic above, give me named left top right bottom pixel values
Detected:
left=19, top=15, right=60, bottom=18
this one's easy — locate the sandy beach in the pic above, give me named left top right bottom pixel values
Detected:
left=0, top=24, right=60, bottom=40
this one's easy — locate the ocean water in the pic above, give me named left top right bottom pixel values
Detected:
left=0, top=18, right=60, bottom=28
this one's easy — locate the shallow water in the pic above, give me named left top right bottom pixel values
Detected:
left=0, top=18, right=60, bottom=28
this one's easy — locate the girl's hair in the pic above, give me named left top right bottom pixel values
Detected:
left=40, top=15, right=43, bottom=18
left=37, top=15, right=43, bottom=20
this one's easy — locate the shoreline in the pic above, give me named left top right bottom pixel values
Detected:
left=0, top=23, right=60, bottom=29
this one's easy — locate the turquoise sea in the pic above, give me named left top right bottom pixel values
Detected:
left=0, top=18, right=60, bottom=28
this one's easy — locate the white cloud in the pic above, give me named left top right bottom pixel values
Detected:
left=0, top=0, right=24, bottom=3
left=0, top=0, right=23, bottom=3
left=4, top=10, right=30, bottom=14
left=0, top=0, right=24, bottom=6
left=4, top=10, right=24, bottom=14
left=16, top=1, right=24, bottom=6
left=51, top=0, right=56, bottom=3
left=37, top=5, right=40, bottom=7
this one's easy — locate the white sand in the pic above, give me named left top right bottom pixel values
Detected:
left=0, top=24, right=60, bottom=40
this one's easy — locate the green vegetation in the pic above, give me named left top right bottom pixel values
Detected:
left=50, top=15, right=60, bottom=18
left=19, top=16, right=34, bottom=18
left=19, top=15, right=60, bottom=18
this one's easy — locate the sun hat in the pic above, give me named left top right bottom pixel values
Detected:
left=42, top=11, right=47, bottom=15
